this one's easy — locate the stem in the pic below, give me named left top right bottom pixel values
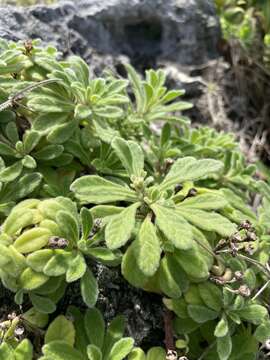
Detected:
left=164, top=309, right=175, bottom=352
left=252, top=280, right=270, bottom=300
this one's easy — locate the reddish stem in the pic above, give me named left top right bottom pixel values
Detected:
left=164, top=308, right=175, bottom=352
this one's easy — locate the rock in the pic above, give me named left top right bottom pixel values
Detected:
left=0, top=0, right=221, bottom=68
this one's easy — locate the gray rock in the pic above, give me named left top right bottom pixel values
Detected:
left=0, top=0, right=221, bottom=67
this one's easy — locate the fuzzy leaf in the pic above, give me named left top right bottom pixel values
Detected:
left=108, top=337, right=134, bottom=360
left=29, top=293, right=56, bottom=314
left=66, top=252, right=87, bottom=282
left=160, top=157, right=223, bottom=190
left=42, top=341, right=84, bottom=360
left=128, top=348, right=146, bottom=360
left=43, top=252, right=72, bottom=277
left=71, top=175, right=137, bottom=204
left=105, top=203, right=140, bottom=250
left=146, top=347, right=166, bottom=360
left=13, top=227, right=51, bottom=253
left=214, top=315, right=229, bottom=337
left=151, top=203, right=193, bottom=250
left=136, top=215, right=161, bottom=276
left=235, top=304, right=268, bottom=324
left=177, top=207, right=237, bottom=237
left=198, top=283, right=223, bottom=312
left=45, top=316, right=75, bottom=346
left=158, top=256, right=182, bottom=298
left=174, top=248, right=209, bottom=280
left=111, top=137, right=144, bottom=177
left=84, top=308, right=105, bottom=349
left=187, top=305, right=218, bottom=323
left=179, top=193, right=228, bottom=210
left=80, top=268, right=98, bottom=307
left=14, top=339, right=33, bottom=360
left=87, top=345, right=102, bottom=360
left=19, top=267, right=49, bottom=290
left=80, top=207, right=93, bottom=240
left=217, top=333, right=232, bottom=360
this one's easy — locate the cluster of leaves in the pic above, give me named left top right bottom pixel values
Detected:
left=215, top=0, right=270, bottom=67
left=0, top=38, right=269, bottom=360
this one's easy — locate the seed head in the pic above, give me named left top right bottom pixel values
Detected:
left=238, top=285, right=251, bottom=297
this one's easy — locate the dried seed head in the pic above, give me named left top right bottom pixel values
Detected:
left=230, top=233, right=242, bottom=243
left=166, top=350, right=178, bottom=360
left=238, top=285, right=251, bottom=298
left=246, top=231, right=257, bottom=242
left=48, top=236, right=69, bottom=249
left=186, top=188, right=197, bottom=198
left=264, top=339, right=270, bottom=350
left=234, top=271, right=244, bottom=280
left=15, top=326, right=24, bottom=336
left=238, top=220, right=252, bottom=230
left=244, top=243, right=255, bottom=255
left=8, top=312, right=17, bottom=320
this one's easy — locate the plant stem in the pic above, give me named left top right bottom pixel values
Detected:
left=164, top=309, right=175, bottom=352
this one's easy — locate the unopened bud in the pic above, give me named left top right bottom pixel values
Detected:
left=238, top=220, right=252, bottom=230
left=246, top=231, right=257, bottom=241
left=48, top=236, right=69, bottom=249
left=8, top=312, right=16, bottom=320
left=166, top=350, right=178, bottom=360
left=234, top=271, right=244, bottom=280
left=15, top=326, right=24, bottom=336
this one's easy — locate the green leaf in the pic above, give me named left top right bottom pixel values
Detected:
left=103, top=316, right=126, bottom=360
left=87, top=345, right=102, bottom=360
left=13, top=227, right=51, bottom=253
left=56, top=211, right=79, bottom=244
left=42, top=341, right=85, bottom=360
left=214, top=315, right=229, bottom=337
left=0, top=161, right=23, bottom=182
left=254, top=320, right=270, bottom=342
left=12, top=173, right=42, bottom=200
left=174, top=248, right=209, bottom=280
left=80, top=268, right=98, bottom=307
left=160, top=157, right=223, bottom=191
left=217, top=333, right=232, bottom=360
left=0, top=343, right=13, bottom=359
left=198, top=283, right=223, bottom=312
left=26, top=249, right=54, bottom=272
left=158, top=256, right=182, bottom=298
left=14, top=339, right=33, bottom=360
left=136, top=215, right=161, bottom=276
left=128, top=348, right=146, bottom=360
left=108, top=337, right=134, bottom=360
left=22, top=307, right=49, bottom=328
left=84, top=308, right=105, bottom=349
left=66, top=252, right=87, bottom=282
left=177, top=208, right=237, bottom=237
left=19, top=267, right=49, bottom=290
left=71, top=175, right=137, bottom=204
left=235, top=304, right=268, bottom=324
left=80, top=207, right=93, bottom=240
left=111, top=137, right=144, bottom=177
left=105, top=203, right=139, bottom=250
left=29, top=293, right=56, bottom=314
left=187, top=305, right=218, bottom=323
left=45, top=315, right=75, bottom=346
left=34, top=144, right=64, bottom=160
left=151, top=203, right=193, bottom=250
left=179, top=193, right=228, bottom=210
left=43, top=252, right=72, bottom=277
left=146, top=347, right=166, bottom=360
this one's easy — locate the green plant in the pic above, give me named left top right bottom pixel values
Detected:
left=0, top=38, right=269, bottom=360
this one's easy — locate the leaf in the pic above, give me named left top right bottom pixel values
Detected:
left=136, top=215, right=161, bottom=276
left=151, top=203, right=193, bottom=250
left=42, top=341, right=85, bottom=360
left=128, top=348, right=146, bottom=360
left=0, top=343, right=13, bottom=359
left=214, top=315, right=229, bottom=337
left=45, top=316, right=75, bottom=346
left=235, top=304, right=268, bottom=324
left=177, top=208, right=237, bottom=237
left=80, top=207, right=93, bottom=240
left=217, top=333, right=232, bottom=360
left=187, top=305, right=218, bottom=323
left=160, top=157, right=223, bottom=191
left=254, top=320, right=270, bottom=342
left=174, top=248, right=209, bottom=280
left=26, top=249, right=54, bottom=272
left=67, top=306, right=89, bottom=357
left=56, top=211, right=79, bottom=244
left=105, top=203, right=139, bottom=250
left=198, top=283, right=223, bottom=312
left=111, top=137, right=144, bottom=177
left=13, top=227, right=51, bottom=253
left=43, top=252, right=72, bottom=277
left=12, top=173, right=42, bottom=201
left=80, top=268, right=98, bottom=307
left=84, top=308, right=105, bottom=349
left=29, top=293, right=56, bottom=314
left=87, top=345, right=102, bottom=360
left=19, top=267, right=49, bottom=291
left=103, top=315, right=125, bottom=360
left=71, top=175, right=137, bottom=204
left=108, top=337, right=134, bottom=360
left=66, top=252, right=87, bottom=282
left=0, top=160, right=23, bottom=182
left=22, top=307, right=49, bottom=328
left=2, top=208, right=33, bottom=235
left=34, top=144, right=64, bottom=160
left=158, top=256, right=182, bottom=298
left=14, top=339, right=33, bottom=360
left=179, top=193, right=228, bottom=210
left=146, top=347, right=166, bottom=360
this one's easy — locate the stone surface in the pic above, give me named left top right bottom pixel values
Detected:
left=0, top=0, right=221, bottom=68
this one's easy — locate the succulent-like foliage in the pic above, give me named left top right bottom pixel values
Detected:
left=0, top=38, right=270, bottom=360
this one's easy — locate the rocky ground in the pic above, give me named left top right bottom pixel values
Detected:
left=0, top=0, right=269, bottom=349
